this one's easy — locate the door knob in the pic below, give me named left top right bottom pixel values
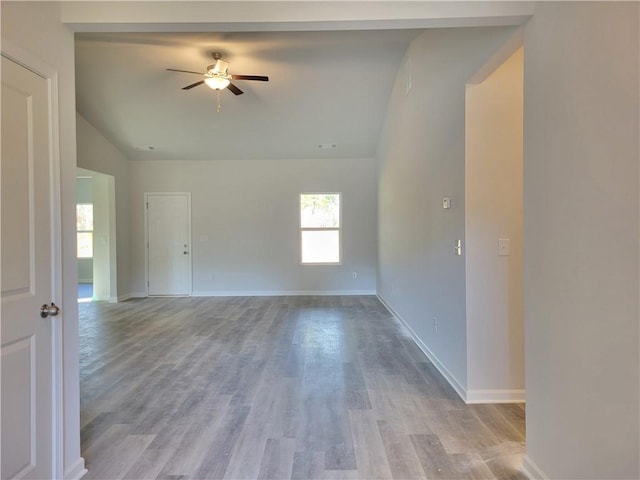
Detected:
left=40, top=302, right=60, bottom=318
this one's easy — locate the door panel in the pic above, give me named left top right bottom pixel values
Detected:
left=147, top=194, right=191, bottom=295
left=1, top=56, right=55, bottom=479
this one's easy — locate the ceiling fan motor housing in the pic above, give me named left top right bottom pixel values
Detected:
left=207, top=59, right=229, bottom=74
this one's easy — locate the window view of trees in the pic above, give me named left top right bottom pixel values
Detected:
left=300, top=193, right=340, bottom=264
left=300, top=193, right=340, bottom=228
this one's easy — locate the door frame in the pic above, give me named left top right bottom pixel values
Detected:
left=143, top=192, right=192, bottom=296
left=76, top=168, right=118, bottom=302
left=1, top=41, right=64, bottom=478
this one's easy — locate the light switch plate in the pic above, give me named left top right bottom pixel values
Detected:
left=443, top=197, right=451, bottom=209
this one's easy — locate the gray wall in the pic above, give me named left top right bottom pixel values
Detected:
left=523, top=2, right=639, bottom=478
left=376, top=26, right=517, bottom=395
left=76, top=114, right=131, bottom=300
left=129, top=158, right=378, bottom=296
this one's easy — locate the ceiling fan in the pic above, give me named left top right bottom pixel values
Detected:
left=167, top=52, right=269, bottom=96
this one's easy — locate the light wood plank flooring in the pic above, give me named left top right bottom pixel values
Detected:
left=79, top=296, right=526, bottom=479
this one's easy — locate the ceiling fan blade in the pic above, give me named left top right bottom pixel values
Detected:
left=167, top=68, right=204, bottom=75
left=227, top=83, right=244, bottom=95
left=232, top=74, right=269, bottom=82
left=182, top=80, right=205, bottom=90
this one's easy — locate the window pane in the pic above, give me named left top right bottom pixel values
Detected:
left=77, top=204, right=93, bottom=231
left=77, top=232, right=93, bottom=258
left=300, top=194, right=340, bottom=228
left=301, top=230, right=340, bottom=263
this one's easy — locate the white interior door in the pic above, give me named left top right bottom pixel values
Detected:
left=1, top=56, right=57, bottom=479
left=146, top=193, right=191, bottom=296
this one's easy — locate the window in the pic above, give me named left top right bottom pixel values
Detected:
left=76, top=204, right=93, bottom=258
left=300, top=193, right=340, bottom=264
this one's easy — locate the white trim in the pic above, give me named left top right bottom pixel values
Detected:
left=129, top=292, right=148, bottom=299
left=377, top=294, right=467, bottom=402
left=522, top=454, right=548, bottom=480
left=299, top=192, right=342, bottom=265
left=1, top=39, right=68, bottom=480
left=192, top=290, right=377, bottom=297
left=126, top=290, right=377, bottom=299
left=63, top=457, right=87, bottom=480
left=378, top=295, right=525, bottom=405
left=465, top=389, right=526, bottom=404
left=144, top=192, right=192, bottom=296
left=117, top=293, right=133, bottom=302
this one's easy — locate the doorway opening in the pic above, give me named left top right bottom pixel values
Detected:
left=464, top=42, right=525, bottom=402
left=76, top=168, right=118, bottom=302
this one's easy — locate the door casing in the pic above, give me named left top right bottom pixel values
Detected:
left=1, top=42, right=64, bottom=479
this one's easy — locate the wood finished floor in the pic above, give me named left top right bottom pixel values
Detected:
left=79, top=296, right=526, bottom=480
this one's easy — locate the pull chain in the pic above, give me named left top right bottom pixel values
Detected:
left=216, top=90, right=222, bottom=112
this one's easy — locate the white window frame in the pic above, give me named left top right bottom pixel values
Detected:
left=299, top=192, right=342, bottom=265
left=76, top=203, right=94, bottom=259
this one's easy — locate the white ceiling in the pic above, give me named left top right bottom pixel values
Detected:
left=75, top=29, right=423, bottom=161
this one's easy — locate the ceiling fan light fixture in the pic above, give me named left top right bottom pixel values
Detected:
left=168, top=53, right=266, bottom=96
left=204, top=74, right=231, bottom=90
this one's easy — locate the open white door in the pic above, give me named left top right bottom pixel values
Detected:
left=1, top=56, right=58, bottom=479
left=146, top=193, right=191, bottom=296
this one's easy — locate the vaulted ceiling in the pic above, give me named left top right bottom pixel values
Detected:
left=71, top=1, right=532, bottom=162
left=75, top=29, right=422, bottom=161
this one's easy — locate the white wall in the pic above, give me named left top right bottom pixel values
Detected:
left=91, top=173, right=117, bottom=301
left=523, top=2, right=639, bottom=478
left=0, top=2, right=84, bottom=477
left=5, top=3, right=636, bottom=479
left=465, top=47, right=524, bottom=400
left=377, top=26, right=517, bottom=396
left=76, top=114, right=131, bottom=300
left=129, top=158, right=378, bottom=296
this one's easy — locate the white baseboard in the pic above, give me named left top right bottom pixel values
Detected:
left=466, top=389, right=526, bottom=404
left=191, top=290, right=377, bottom=297
left=64, top=457, right=87, bottom=480
left=522, top=454, right=547, bottom=479
left=122, top=291, right=377, bottom=299
left=377, top=294, right=527, bottom=406
left=377, top=294, right=467, bottom=402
